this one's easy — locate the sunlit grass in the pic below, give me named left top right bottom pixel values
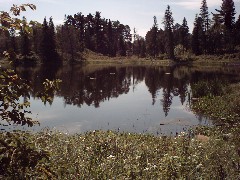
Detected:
left=1, top=128, right=240, bottom=179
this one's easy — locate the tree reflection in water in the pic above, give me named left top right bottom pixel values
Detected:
left=16, top=65, right=240, bottom=118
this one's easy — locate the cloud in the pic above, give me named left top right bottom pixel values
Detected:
left=170, top=0, right=222, bottom=10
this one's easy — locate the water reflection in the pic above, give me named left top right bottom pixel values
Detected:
left=13, top=64, right=240, bottom=135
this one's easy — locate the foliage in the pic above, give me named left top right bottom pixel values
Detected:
left=0, top=131, right=50, bottom=179
left=0, top=4, right=36, bottom=31
left=0, top=5, right=61, bottom=179
left=191, top=79, right=226, bottom=98
left=1, top=129, right=240, bottom=179
left=0, top=69, right=34, bottom=127
left=191, top=83, right=240, bottom=125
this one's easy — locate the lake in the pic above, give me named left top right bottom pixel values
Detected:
left=5, top=64, right=240, bottom=135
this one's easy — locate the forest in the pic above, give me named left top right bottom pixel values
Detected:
left=0, top=0, right=240, bottom=65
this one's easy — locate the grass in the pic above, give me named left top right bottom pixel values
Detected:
left=1, top=125, right=240, bottom=179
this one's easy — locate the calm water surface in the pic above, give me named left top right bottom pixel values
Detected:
left=9, top=64, right=240, bottom=135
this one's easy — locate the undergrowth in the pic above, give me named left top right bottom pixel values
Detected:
left=1, top=128, right=240, bottom=179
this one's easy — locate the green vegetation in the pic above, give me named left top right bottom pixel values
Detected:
left=1, top=125, right=240, bottom=179
left=1, top=2, right=240, bottom=179
left=191, top=82, right=240, bottom=125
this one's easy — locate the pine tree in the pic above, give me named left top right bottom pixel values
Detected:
left=48, top=17, right=57, bottom=58
left=107, top=19, right=115, bottom=57
left=20, top=16, right=30, bottom=58
left=74, top=13, right=85, bottom=52
left=40, top=17, right=49, bottom=61
left=40, top=17, right=58, bottom=63
left=180, top=17, right=189, bottom=51
left=200, top=0, right=209, bottom=32
left=145, top=16, right=158, bottom=58
left=163, top=5, right=175, bottom=59
left=216, top=0, right=236, bottom=30
left=235, top=15, right=240, bottom=46
left=200, top=0, right=209, bottom=53
left=192, top=16, right=202, bottom=55
left=95, top=11, right=102, bottom=53
left=118, top=34, right=126, bottom=56
left=215, top=0, right=236, bottom=51
left=208, top=13, right=224, bottom=54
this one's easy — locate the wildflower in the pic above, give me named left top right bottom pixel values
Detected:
left=196, top=163, right=202, bottom=169
left=107, top=155, right=115, bottom=159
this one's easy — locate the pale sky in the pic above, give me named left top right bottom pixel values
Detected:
left=1, top=0, right=240, bottom=37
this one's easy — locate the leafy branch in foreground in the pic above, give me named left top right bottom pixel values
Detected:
left=0, top=4, right=62, bottom=179
left=0, top=68, right=62, bottom=127
left=0, top=4, right=36, bottom=31
left=0, top=4, right=61, bottom=127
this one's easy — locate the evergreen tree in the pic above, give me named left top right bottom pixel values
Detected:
left=63, top=17, right=80, bottom=62
left=48, top=17, right=57, bottom=57
left=216, top=0, right=236, bottom=30
left=20, top=16, right=30, bottom=57
left=157, top=29, right=165, bottom=54
left=200, top=0, right=209, bottom=53
left=173, top=23, right=181, bottom=46
left=133, top=28, right=137, bottom=55
left=208, top=13, right=224, bottom=54
left=40, top=17, right=49, bottom=61
left=235, top=15, right=240, bottom=46
left=192, top=16, right=202, bottom=55
left=30, top=21, right=42, bottom=54
left=74, top=13, right=85, bottom=52
left=140, top=38, right=146, bottom=58
left=163, top=5, right=175, bottom=59
left=118, top=34, right=126, bottom=56
left=200, top=0, right=210, bottom=32
left=40, top=17, right=58, bottom=63
left=145, top=16, right=158, bottom=58
left=107, top=19, right=115, bottom=57
left=180, top=17, right=189, bottom=51
left=94, top=11, right=103, bottom=53
left=216, top=0, right=236, bottom=51
left=152, top=16, right=158, bottom=58
left=84, top=13, right=95, bottom=51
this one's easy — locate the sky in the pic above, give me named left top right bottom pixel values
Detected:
left=1, top=0, right=240, bottom=37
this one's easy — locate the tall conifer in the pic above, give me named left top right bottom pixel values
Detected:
left=163, top=5, right=175, bottom=59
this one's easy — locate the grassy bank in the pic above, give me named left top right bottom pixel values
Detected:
left=1, top=127, right=240, bottom=179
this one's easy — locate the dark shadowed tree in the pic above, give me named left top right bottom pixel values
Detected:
left=30, top=21, right=42, bottom=54
left=192, top=15, right=203, bottom=55
left=20, top=17, right=31, bottom=58
left=74, top=12, right=85, bottom=53
left=200, top=0, right=210, bottom=32
left=180, top=17, right=189, bottom=51
left=40, top=17, right=59, bottom=63
left=235, top=15, right=240, bottom=46
left=208, top=13, right=224, bottom=54
left=163, top=5, right=175, bottom=59
left=215, top=0, right=236, bottom=51
left=118, top=34, right=126, bottom=56
left=107, top=19, right=115, bottom=57
left=146, top=16, right=159, bottom=58
left=200, top=0, right=209, bottom=53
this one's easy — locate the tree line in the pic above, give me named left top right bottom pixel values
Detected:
left=0, top=0, right=240, bottom=63
left=145, top=0, right=240, bottom=59
left=0, top=11, right=132, bottom=64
